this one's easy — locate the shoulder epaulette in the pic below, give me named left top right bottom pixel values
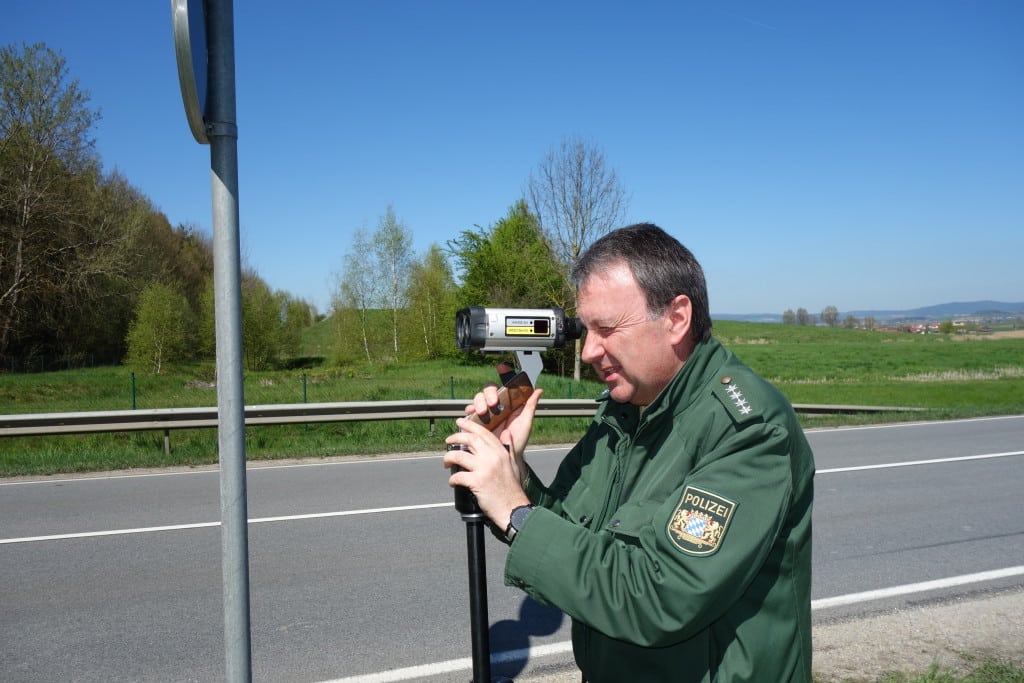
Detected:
left=711, top=374, right=762, bottom=425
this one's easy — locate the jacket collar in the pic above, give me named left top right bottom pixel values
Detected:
left=597, top=337, right=729, bottom=434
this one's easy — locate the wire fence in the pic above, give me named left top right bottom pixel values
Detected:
left=0, top=364, right=598, bottom=416
left=128, top=373, right=592, bottom=409
left=126, top=371, right=461, bottom=410
left=4, top=353, right=122, bottom=375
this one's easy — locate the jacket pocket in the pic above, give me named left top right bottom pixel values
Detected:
left=560, top=479, right=600, bottom=529
left=604, top=499, right=660, bottom=547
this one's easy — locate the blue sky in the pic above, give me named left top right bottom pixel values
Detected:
left=6, top=1, right=1022, bottom=316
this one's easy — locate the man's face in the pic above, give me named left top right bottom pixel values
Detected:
left=577, top=263, right=689, bottom=406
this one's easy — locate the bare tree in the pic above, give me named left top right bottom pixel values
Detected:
left=526, top=136, right=628, bottom=379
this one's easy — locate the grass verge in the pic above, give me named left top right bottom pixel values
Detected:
left=817, top=654, right=1024, bottom=682
left=2, top=322, right=1022, bottom=477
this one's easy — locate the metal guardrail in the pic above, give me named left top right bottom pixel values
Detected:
left=0, top=399, right=600, bottom=437
left=790, top=403, right=925, bottom=415
left=0, top=400, right=924, bottom=438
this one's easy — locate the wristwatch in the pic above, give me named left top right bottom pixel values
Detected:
left=505, top=505, right=535, bottom=543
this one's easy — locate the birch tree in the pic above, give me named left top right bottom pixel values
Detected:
left=333, top=228, right=378, bottom=363
left=374, top=205, right=412, bottom=358
left=406, top=244, right=457, bottom=360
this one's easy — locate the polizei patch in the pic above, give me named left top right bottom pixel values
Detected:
left=666, top=486, right=736, bottom=556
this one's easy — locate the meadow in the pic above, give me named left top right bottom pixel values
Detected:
left=2, top=321, right=1022, bottom=477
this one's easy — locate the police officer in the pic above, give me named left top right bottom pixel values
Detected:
left=444, top=223, right=815, bottom=682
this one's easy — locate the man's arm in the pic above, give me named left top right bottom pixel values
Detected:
left=504, top=422, right=802, bottom=647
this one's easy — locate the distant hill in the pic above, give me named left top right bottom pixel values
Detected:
left=714, top=312, right=787, bottom=323
left=714, top=301, right=1024, bottom=324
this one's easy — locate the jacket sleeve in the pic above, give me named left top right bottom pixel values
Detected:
left=504, top=419, right=798, bottom=647
left=520, top=437, right=590, bottom=512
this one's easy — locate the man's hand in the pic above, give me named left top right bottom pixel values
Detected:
left=443, top=415, right=532, bottom=527
left=467, top=362, right=541, bottom=463
left=443, top=364, right=542, bottom=529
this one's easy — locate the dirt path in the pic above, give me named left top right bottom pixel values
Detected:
left=813, top=588, right=1024, bottom=681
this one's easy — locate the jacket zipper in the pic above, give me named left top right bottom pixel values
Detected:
left=594, top=416, right=628, bottom=528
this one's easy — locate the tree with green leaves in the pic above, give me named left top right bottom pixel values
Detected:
left=0, top=43, right=307, bottom=370
left=405, top=244, right=458, bottom=360
left=125, top=282, right=194, bottom=374
left=240, top=275, right=283, bottom=371
left=448, top=202, right=574, bottom=374
left=449, top=201, right=566, bottom=310
left=196, top=273, right=310, bottom=371
left=280, top=295, right=315, bottom=357
left=1, top=42, right=103, bottom=360
left=132, top=218, right=214, bottom=316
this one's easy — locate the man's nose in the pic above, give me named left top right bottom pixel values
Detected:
left=580, top=332, right=600, bottom=363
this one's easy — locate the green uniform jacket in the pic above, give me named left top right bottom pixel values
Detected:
left=505, top=337, right=814, bottom=682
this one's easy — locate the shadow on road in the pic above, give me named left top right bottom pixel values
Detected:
left=489, top=597, right=566, bottom=680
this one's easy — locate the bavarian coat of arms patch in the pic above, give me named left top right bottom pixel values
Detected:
left=666, top=485, right=736, bottom=556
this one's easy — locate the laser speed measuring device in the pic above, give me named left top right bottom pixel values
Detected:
left=455, top=306, right=583, bottom=353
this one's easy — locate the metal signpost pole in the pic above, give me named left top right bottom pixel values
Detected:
left=206, top=2, right=252, bottom=680
left=172, top=0, right=251, bottom=679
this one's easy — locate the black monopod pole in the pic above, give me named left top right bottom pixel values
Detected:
left=448, top=368, right=530, bottom=683
left=448, top=454, right=494, bottom=683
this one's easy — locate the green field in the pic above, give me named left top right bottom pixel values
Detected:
left=2, top=321, right=1022, bottom=477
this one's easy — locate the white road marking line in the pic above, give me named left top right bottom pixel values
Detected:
left=319, top=565, right=1024, bottom=683
left=818, top=450, right=1023, bottom=474
left=0, top=503, right=453, bottom=544
left=805, top=414, right=1024, bottom=434
left=320, top=642, right=574, bottom=683
left=810, top=565, right=1024, bottom=610
left=5, top=449, right=1021, bottom=544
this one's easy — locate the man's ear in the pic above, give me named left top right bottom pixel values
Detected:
left=666, top=294, right=693, bottom=346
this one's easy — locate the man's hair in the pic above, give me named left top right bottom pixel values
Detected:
left=571, top=223, right=712, bottom=343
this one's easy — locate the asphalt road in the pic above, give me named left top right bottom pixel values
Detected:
left=2, top=415, right=1022, bottom=682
